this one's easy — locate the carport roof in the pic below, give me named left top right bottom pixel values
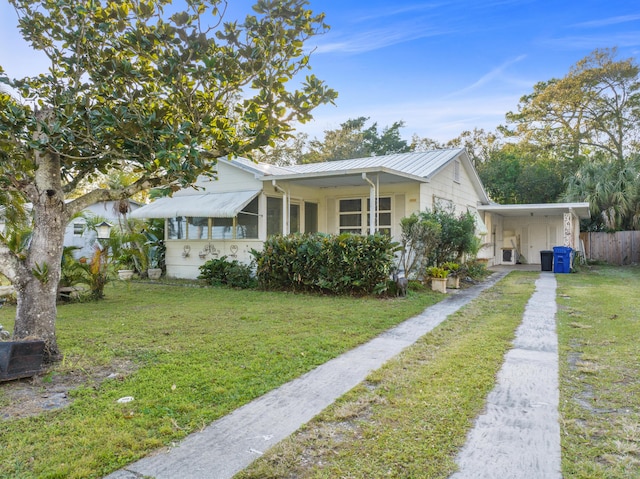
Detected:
left=477, top=202, right=590, bottom=218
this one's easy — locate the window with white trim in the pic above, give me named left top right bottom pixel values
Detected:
left=368, top=197, right=392, bottom=236
left=339, top=197, right=391, bottom=235
left=339, top=198, right=363, bottom=234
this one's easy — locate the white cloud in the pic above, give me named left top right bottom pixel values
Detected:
left=446, top=55, right=527, bottom=97
left=572, top=14, right=640, bottom=28
left=314, top=23, right=450, bottom=54
left=540, top=32, right=640, bottom=50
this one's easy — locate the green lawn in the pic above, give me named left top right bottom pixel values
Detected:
left=2, top=267, right=638, bottom=479
left=556, top=265, right=640, bottom=478
left=238, top=272, right=537, bottom=478
left=0, top=282, right=441, bottom=479
left=239, top=267, right=640, bottom=479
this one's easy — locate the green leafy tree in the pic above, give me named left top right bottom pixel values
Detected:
left=505, top=48, right=640, bottom=165
left=0, top=0, right=336, bottom=359
left=476, top=145, right=565, bottom=204
left=302, top=116, right=410, bottom=163
left=425, top=205, right=477, bottom=266
left=398, top=213, right=441, bottom=278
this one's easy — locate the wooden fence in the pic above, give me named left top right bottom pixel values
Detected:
left=580, top=231, right=640, bottom=265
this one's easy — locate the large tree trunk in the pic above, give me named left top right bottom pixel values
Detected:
left=12, top=139, right=67, bottom=362
left=13, top=197, right=66, bottom=361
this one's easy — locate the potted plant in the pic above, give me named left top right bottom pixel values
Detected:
left=145, top=230, right=165, bottom=280
left=426, top=266, right=448, bottom=293
left=115, top=251, right=136, bottom=280
left=147, top=250, right=162, bottom=280
left=443, top=262, right=461, bottom=289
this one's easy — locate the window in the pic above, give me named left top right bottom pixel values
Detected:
left=454, top=160, right=461, bottom=183
left=187, top=217, right=209, bottom=239
left=237, top=197, right=258, bottom=239
left=168, top=217, right=186, bottom=239
left=73, top=222, right=84, bottom=237
left=339, top=199, right=362, bottom=234
left=340, top=197, right=391, bottom=235
left=368, top=197, right=392, bottom=236
left=167, top=198, right=261, bottom=240
left=211, top=218, right=233, bottom=239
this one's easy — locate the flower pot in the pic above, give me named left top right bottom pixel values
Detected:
left=118, top=269, right=134, bottom=280
left=0, top=340, right=45, bottom=382
left=147, top=268, right=162, bottom=280
left=447, top=276, right=460, bottom=289
left=431, top=277, right=447, bottom=293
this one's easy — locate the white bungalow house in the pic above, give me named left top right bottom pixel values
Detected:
left=130, top=149, right=590, bottom=279
left=64, top=200, right=142, bottom=260
left=1, top=200, right=141, bottom=260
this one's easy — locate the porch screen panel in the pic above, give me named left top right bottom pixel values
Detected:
left=168, top=217, right=186, bottom=239
left=237, top=198, right=259, bottom=239
left=290, top=204, right=300, bottom=233
left=212, top=218, right=234, bottom=239
left=187, top=217, right=209, bottom=239
left=267, top=197, right=282, bottom=237
left=305, top=202, right=318, bottom=233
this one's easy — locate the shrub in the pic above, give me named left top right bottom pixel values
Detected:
left=198, top=256, right=256, bottom=289
left=251, top=233, right=398, bottom=295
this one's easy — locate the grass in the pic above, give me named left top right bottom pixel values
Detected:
left=556, top=265, right=640, bottom=478
left=237, top=272, right=538, bottom=478
left=0, top=281, right=441, bottom=479
left=3, top=267, right=637, bottom=479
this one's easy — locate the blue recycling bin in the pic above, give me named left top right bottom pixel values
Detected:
left=553, top=246, right=573, bottom=273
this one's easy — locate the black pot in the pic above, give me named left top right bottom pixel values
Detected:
left=0, top=340, right=45, bottom=382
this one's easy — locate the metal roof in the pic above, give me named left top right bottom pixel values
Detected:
left=281, top=149, right=465, bottom=178
left=255, top=149, right=474, bottom=190
left=130, top=190, right=260, bottom=219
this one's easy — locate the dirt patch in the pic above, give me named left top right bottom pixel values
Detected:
left=0, top=359, right=137, bottom=420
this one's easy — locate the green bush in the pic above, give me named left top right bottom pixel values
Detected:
left=198, top=256, right=256, bottom=288
left=251, top=233, right=398, bottom=295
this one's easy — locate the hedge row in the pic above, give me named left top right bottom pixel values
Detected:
left=251, top=233, right=398, bottom=295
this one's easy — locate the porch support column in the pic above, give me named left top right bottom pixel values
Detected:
left=362, top=173, right=376, bottom=235
left=563, top=212, right=572, bottom=248
left=272, top=180, right=288, bottom=235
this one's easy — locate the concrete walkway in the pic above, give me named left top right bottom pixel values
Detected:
left=450, top=272, right=561, bottom=478
left=105, top=271, right=509, bottom=479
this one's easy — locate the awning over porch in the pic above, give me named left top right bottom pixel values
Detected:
left=130, top=190, right=261, bottom=219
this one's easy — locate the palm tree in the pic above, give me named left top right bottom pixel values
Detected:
left=565, top=155, right=640, bottom=230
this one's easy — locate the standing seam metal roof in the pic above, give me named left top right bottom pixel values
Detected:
left=276, top=149, right=465, bottom=179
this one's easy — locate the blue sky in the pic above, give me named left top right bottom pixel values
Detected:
left=1, top=1, right=639, bottom=142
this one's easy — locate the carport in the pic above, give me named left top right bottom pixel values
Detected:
left=477, top=203, right=590, bottom=266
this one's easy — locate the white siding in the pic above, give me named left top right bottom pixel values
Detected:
left=165, top=239, right=263, bottom=280
left=176, top=161, right=262, bottom=196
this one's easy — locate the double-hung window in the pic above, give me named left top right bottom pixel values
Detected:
left=339, top=197, right=391, bottom=235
